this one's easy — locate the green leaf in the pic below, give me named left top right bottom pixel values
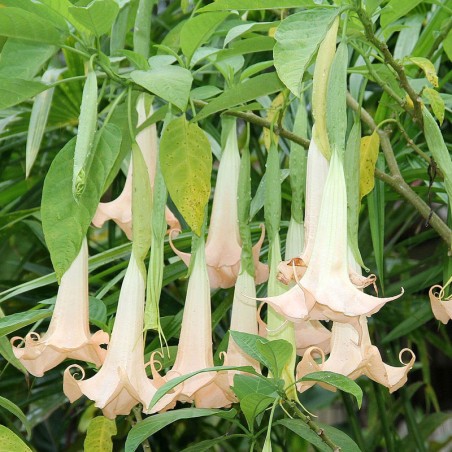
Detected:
left=0, top=426, right=31, bottom=452
left=0, top=396, right=31, bottom=438
left=160, top=116, right=212, bottom=235
left=131, top=67, right=193, bottom=111
left=408, top=57, right=438, bottom=87
left=84, top=416, right=117, bottom=452
left=89, top=297, right=107, bottom=325
left=317, top=423, right=361, bottom=452
left=423, top=87, right=445, bottom=125
left=232, top=374, right=281, bottom=400
left=444, top=29, right=452, bottom=61
left=125, top=408, right=237, bottom=452
left=40, top=0, right=91, bottom=34
left=149, top=365, right=256, bottom=409
left=42, top=124, right=122, bottom=281
left=199, top=0, right=315, bottom=12
left=0, top=78, right=47, bottom=110
left=0, top=7, right=66, bottom=44
left=229, top=331, right=269, bottom=364
left=256, top=339, right=293, bottom=379
left=0, top=309, right=51, bottom=338
left=380, top=0, right=423, bottom=29
left=359, top=131, right=380, bottom=199
left=300, top=371, right=363, bottom=408
left=265, top=143, right=281, bottom=242
left=133, top=0, right=156, bottom=59
left=69, top=0, right=120, bottom=37
left=194, top=72, right=284, bottom=121
left=181, top=12, right=230, bottom=65
left=240, top=393, right=276, bottom=430
left=273, top=8, right=339, bottom=96
left=0, top=39, right=56, bottom=80
left=278, top=419, right=330, bottom=452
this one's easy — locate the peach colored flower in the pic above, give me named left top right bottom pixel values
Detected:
left=150, top=237, right=236, bottom=412
left=63, top=253, right=157, bottom=419
left=92, top=94, right=180, bottom=239
left=11, top=239, right=108, bottom=377
left=170, top=121, right=268, bottom=289
left=429, top=278, right=452, bottom=324
left=296, top=316, right=415, bottom=393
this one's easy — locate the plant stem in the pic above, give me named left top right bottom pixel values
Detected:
left=133, top=407, right=152, bottom=451
left=285, top=400, right=341, bottom=451
left=401, top=388, right=426, bottom=452
left=372, top=382, right=395, bottom=452
left=340, top=392, right=366, bottom=450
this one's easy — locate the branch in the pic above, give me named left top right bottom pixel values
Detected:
left=356, top=8, right=423, bottom=126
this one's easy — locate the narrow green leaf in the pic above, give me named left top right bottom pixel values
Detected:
left=0, top=426, right=31, bottom=452
left=160, top=116, right=212, bottom=235
left=199, top=0, right=316, bottom=12
left=84, top=416, right=117, bottom=452
left=42, top=125, right=122, bottom=281
left=0, top=396, right=31, bottom=438
left=273, top=8, right=339, bottom=96
left=131, top=67, right=193, bottom=111
left=134, top=0, right=156, bottom=59
left=194, top=72, right=284, bottom=121
left=69, top=0, right=120, bottom=37
left=240, top=393, right=276, bottom=430
left=181, top=12, right=230, bottom=65
left=380, top=0, right=423, bottom=28
left=278, top=419, right=330, bottom=452
left=265, top=143, right=281, bottom=242
left=423, top=87, right=445, bottom=125
left=125, top=408, right=237, bottom=452
left=0, top=7, right=66, bottom=44
left=0, top=309, right=51, bottom=338
left=300, top=371, right=363, bottom=408
left=0, top=78, right=47, bottom=110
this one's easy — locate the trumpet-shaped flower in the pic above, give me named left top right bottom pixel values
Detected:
left=170, top=121, right=268, bottom=289
left=429, top=280, right=452, bottom=324
left=92, top=95, right=180, bottom=239
left=150, top=237, right=236, bottom=412
left=257, top=151, right=403, bottom=327
left=11, top=239, right=108, bottom=377
left=63, top=253, right=157, bottom=419
left=222, top=268, right=261, bottom=385
left=296, top=316, right=415, bottom=393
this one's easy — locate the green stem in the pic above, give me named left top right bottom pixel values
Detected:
left=372, top=382, right=395, bottom=452
left=341, top=392, right=366, bottom=450
left=133, top=407, right=152, bottom=451
left=401, top=388, right=426, bottom=452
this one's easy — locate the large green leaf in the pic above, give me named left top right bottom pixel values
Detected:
left=0, top=396, right=31, bottom=438
left=232, top=374, right=281, bottom=400
left=160, top=116, right=212, bottom=235
left=256, top=339, right=292, bottom=379
left=42, top=124, right=122, bottom=281
left=299, top=371, right=363, bottom=408
left=194, top=72, right=284, bottom=121
left=317, top=423, right=361, bottom=452
left=84, top=416, right=117, bottom=452
left=273, top=8, right=339, bottom=96
left=0, top=7, right=65, bottom=44
left=69, top=0, right=120, bottom=37
left=199, top=0, right=315, bottom=12
left=0, top=426, right=31, bottom=452
left=181, top=12, right=230, bottom=64
left=278, top=419, right=330, bottom=452
left=380, top=0, right=423, bottom=28
left=0, top=309, right=51, bottom=338
left=125, top=408, right=237, bottom=452
left=0, top=78, right=47, bottom=110
left=131, top=66, right=193, bottom=111
left=240, top=393, right=276, bottom=431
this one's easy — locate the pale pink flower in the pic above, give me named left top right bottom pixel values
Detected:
left=11, top=239, right=108, bottom=377
left=429, top=280, right=452, bottom=324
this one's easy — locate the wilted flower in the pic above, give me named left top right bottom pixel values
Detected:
left=150, top=236, right=236, bottom=412
left=170, top=120, right=268, bottom=289
left=297, top=316, right=415, bottom=393
left=92, top=94, right=179, bottom=239
left=63, top=253, right=157, bottom=419
left=11, top=239, right=108, bottom=377
left=429, top=279, right=452, bottom=324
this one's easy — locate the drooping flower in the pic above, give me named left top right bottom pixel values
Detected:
left=429, top=278, right=452, bottom=324
left=169, top=119, right=268, bottom=289
left=150, top=236, right=236, bottom=412
left=11, top=239, right=109, bottom=377
left=92, top=94, right=180, bottom=239
left=296, top=316, right=415, bottom=393
left=63, top=252, right=157, bottom=419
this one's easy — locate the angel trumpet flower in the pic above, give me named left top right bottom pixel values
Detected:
left=257, top=151, right=403, bottom=328
left=150, top=236, right=236, bottom=412
left=11, top=239, right=108, bottom=377
left=170, top=120, right=268, bottom=289
left=92, top=94, right=180, bottom=239
left=63, top=253, right=157, bottom=419
left=296, top=316, right=415, bottom=393
left=429, top=277, right=452, bottom=324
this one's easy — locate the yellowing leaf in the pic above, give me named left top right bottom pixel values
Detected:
left=423, top=87, right=445, bottom=125
left=84, top=416, right=116, bottom=452
left=359, top=131, right=380, bottom=199
left=408, top=57, right=438, bottom=87
left=268, top=26, right=277, bottom=38
left=263, top=91, right=287, bottom=149
left=0, top=425, right=31, bottom=452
